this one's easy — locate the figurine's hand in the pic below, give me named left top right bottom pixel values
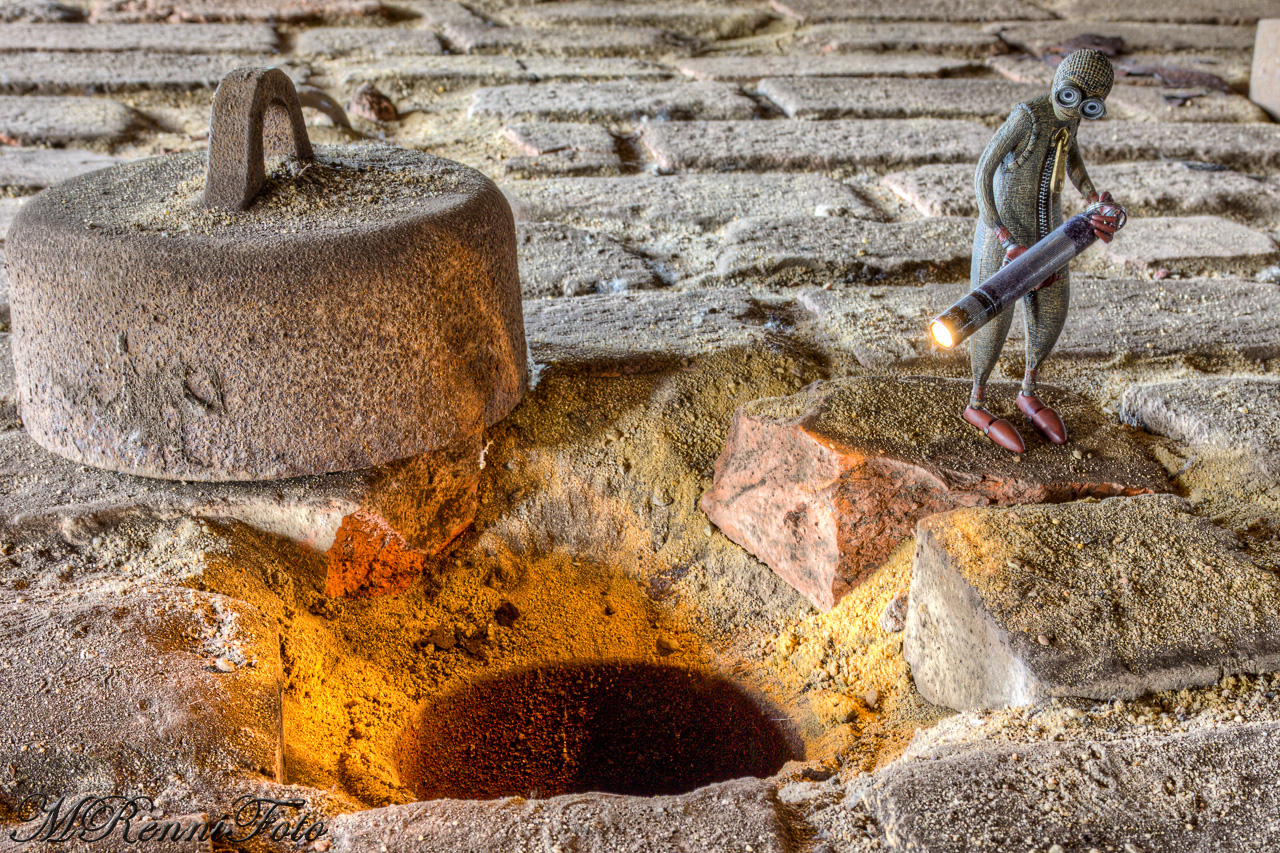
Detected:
left=1088, top=190, right=1119, bottom=243
left=1002, top=244, right=1028, bottom=266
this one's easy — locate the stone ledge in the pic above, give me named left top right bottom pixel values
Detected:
left=905, top=494, right=1280, bottom=710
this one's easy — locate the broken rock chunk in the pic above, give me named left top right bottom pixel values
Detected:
left=905, top=493, right=1280, bottom=710
left=700, top=376, right=1169, bottom=611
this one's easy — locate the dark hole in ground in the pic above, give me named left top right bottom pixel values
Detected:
left=402, top=661, right=801, bottom=800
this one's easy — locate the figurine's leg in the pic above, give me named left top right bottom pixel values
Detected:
left=1017, top=273, right=1071, bottom=444
left=963, top=228, right=1025, bottom=452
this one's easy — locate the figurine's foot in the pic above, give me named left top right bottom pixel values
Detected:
left=1017, top=392, right=1067, bottom=444
left=964, top=406, right=1026, bottom=453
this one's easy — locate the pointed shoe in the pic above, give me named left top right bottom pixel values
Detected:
left=963, top=406, right=1026, bottom=453
left=1017, top=393, right=1067, bottom=444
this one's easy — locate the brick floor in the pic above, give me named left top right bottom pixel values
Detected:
left=2, top=5, right=1280, bottom=849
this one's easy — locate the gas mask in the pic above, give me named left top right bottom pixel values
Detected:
left=1051, top=49, right=1114, bottom=121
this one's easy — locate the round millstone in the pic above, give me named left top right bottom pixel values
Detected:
left=6, top=143, right=526, bottom=481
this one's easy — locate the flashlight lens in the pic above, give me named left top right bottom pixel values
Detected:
left=931, top=321, right=954, bottom=349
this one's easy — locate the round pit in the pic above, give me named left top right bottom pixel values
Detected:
left=401, top=661, right=802, bottom=800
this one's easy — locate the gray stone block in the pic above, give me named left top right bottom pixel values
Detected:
left=773, top=0, right=1052, bottom=22
left=758, top=76, right=1043, bottom=119
left=335, top=56, right=531, bottom=93
left=470, top=81, right=757, bottom=122
left=1094, top=215, right=1279, bottom=276
left=992, top=21, right=1257, bottom=54
left=677, top=54, right=982, bottom=82
left=1079, top=120, right=1280, bottom=169
left=0, top=0, right=82, bottom=22
left=523, top=287, right=795, bottom=372
left=905, top=494, right=1280, bottom=710
left=88, top=0, right=386, bottom=24
left=882, top=161, right=1280, bottom=220
left=0, top=95, right=148, bottom=146
left=326, top=778, right=789, bottom=853
left=1121, top=376, right=1280, bottom=468
left=1046, top=0, right=1280, bottom=24
left=864, top=722, right=1280, bottom=852
left=0, top=22, right=279, bottom=53
left=509, top=2, right=771, bottom=39
left=1252, top=19, right=1280, bottom=121
left=1106, top=83, right=1270, bottom=123
left=793, top=21, right=1004, bottom=56
left=640, top=118, right=991, bottom=171
left=0, top=51, right=309, bottom=94
left=503, top=173, right=874, bottom=230
left=0, top=146, right=121, bottom=193
left=518, top=221, right=659, bottom=298
left=0, top=587, right=284, bottom=813
left=294, top=25, right=442, bottom=57
left=443, top=21, right=690, bottom=58
left=716, top=216, right=974, bottom=285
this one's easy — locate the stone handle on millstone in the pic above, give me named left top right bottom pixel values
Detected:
left=201, top=67, right=316, bottom=211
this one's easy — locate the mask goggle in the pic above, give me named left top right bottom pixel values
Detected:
left=1054, top=85, right=1106, bottom=120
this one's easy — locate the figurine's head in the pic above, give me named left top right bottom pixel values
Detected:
left=1051, top=49, right=1114, bottom=122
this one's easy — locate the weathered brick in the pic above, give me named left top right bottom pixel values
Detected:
left=504, top=173, right=875, bottom=229
left=523, top=287, right=792, bottom=371
left=294, top=26, right=442, bottom=56
left=0, top=197, right=23, bottom=238
left=1094, top=215, right=1279, bottom=276
left=503, top=122, right=615, bottom=156
left=443, top=21, right=690, bottom=58
left=640, top=119, right=991, bottom=171
left=1106, top=83, right=1270, bottom=123
left=773, top=0, right=1051, bottom=22
left=0, top=587, right=286, bottom=804
left=677, top=54, right=981, bottom=82
left=799, top=275, right=1280, bottom=366
left=470, top=81, right=756, bottom=122
left=0, top=146, right=121, bottom=193
left=509, top=2, right=771, bottom=39
left=517, top=58, right=675, bottom=80
left=1080, top=120, right=1280, bottom=169
left=906, top=494, right=1280, bottom=709
left=882, top=162, right=1280, bottom=220
left=1045, top=0, right=1280, bottom=24
left=391, top=0, right=480, bottom=28
left=758, top=76, right=1042, bottom=119
left=0, top=0, right=82, bottom=22
left=326, top=779, right=789, bottom=853
left=500, top=122, right=621, bottom=176
left=335, top=56, right=530, bottom=93
left=1252, top=19, right=1280, bottom=121
left=794, top=22, right=1004, bottom=57
left=992, top=21, right=1257, bottom=54
left=0, top=51, right=308, bottom=94
left=866, top=723, right=1280, bottom=851
left=1121, top=376, right=1280, bottom=473
left=0, top=22, right=278, bottom=53
left=89, top=0, right=385, bottom=24
left=0, top=94, right=148, bottom=146
left=716, top=216, right=974, bottom=285
left=518, top=222, right=658, bottom=298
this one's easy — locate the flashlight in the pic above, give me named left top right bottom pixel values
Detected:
left=930, top=200, right=1127, bottom=349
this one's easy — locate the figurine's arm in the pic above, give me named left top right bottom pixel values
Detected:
left=1066, top=133, right=1097, bottom=200
left=1068, top=131, right=1120, bottom=243
left=975, top=107, right=1031, bottom=254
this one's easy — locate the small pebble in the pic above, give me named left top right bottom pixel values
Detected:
left=213, top=657, right=235, bottom=672
left=656, top=634, right=681, bottom=653
left=1038, top=634, right=1051, bottom=646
